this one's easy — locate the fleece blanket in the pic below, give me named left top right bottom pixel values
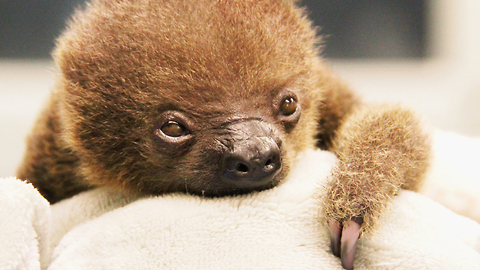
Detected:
left=1, top=131, right=480, bottom=269
left=0, top=178, right=50, bottom=269
left=422, top=130, right=480, bottom=222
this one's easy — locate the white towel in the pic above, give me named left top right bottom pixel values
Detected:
left=0, top=177, right=50, bottom=270
left=423, top=130, right=480, bottom=222
left=3, top=131, right=480, bottom=269
left=45, top=149, right=480, bottom=269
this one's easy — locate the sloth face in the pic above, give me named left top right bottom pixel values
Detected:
left=56, top=0, right=321, bottom=196
left=149, top=88, right=304, bottom=196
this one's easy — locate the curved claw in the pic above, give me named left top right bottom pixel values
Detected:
left=340, top=220, right=361, bottom=269
left=328, top=218, right=363, bottom=270
left=328, top=220, right=342, bottom=257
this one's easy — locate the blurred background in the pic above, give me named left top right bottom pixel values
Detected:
left=1, top=0, right=479, bottom=177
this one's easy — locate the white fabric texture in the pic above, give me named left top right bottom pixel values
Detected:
left=423, top=130, right=480, bottom=223
left=1, top=131, right=480, bottom=269
left=47, top=149, right=480, bottom=269
left=0, top=177, right=50, bottom=270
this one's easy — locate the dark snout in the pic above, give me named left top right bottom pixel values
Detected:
left=221, top=120, right=282, bottom=189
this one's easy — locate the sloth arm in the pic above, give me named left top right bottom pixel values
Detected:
left=316, top=74, right=431, bottom=269
left=16, top=91, right=89, bottom=203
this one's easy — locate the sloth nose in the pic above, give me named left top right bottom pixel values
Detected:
left=223, top=137, right=282, bottom=187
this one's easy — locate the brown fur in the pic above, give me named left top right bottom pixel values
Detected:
left=17, top=0, right=430, bottom=235
left=322, top=105, right=430, bottom=233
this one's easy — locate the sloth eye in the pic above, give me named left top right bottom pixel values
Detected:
left=279, top=96, right=298, bottom=116
left=274, top=91, right=301, bottom=132
left=155, top=112, right=194, bottom=148
left=160, top=121, right=187, bottom=137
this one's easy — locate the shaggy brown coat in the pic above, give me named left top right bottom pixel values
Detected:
left=17, top=0, right=430, bottom=237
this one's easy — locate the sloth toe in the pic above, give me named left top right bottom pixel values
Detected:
left=328, top=220, right=342, bottom=257
left=328, top=218, right=363, bottom=270
left=340, top=220, right=361, bottom=270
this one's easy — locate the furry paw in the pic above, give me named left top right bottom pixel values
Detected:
left=328, top=217, right=363, bottom=270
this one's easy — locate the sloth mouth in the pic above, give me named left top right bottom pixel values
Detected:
left=189, top=167, right=286, bottom=198
left=198, top=180, right=279, bottom=198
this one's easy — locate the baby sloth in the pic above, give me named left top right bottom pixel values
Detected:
left=17, top=0, right=430, bottom=269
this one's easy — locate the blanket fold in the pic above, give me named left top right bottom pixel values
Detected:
left=45, top=150, right=480, bottom=269
left=2, top=135, right=480, bottom=269
left=0, top=177, right=50, bottom=270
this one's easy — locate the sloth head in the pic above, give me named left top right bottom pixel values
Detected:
left=54, top=0, right=324, bottom=196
